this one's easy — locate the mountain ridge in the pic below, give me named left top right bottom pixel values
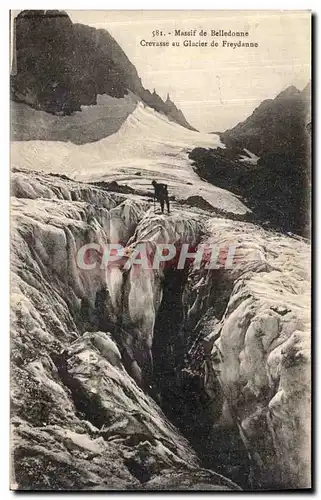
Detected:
left=189, top=82, right=311, bottom=236
left=11, top=10, right=197, bottom=133
left=219, top=83, right=311, bottom=155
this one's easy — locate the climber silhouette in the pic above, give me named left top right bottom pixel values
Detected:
left=152, top=180, right=170, bottom=214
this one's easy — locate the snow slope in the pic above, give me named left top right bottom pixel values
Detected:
left=11, top=100, right=248, bottom=216
left=11, top=93, right=139, bottom=144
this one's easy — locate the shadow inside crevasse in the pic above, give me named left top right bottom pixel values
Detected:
left=152, top=267, right=252, bottom=490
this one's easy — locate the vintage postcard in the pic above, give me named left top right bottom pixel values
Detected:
left=10, top=10, right=311, bottom=491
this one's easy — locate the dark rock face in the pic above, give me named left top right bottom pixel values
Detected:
left=11, top=10, right=196, bottom=131
left=189, top=146, right=310, bottom=235
left=12, top=11, right=82, bottom=114
left=189, top=84, right=311, bottom=236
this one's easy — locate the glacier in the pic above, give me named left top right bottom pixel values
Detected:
left=10, top=98, right=310, bottom=490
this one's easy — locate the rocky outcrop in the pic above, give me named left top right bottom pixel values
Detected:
left=11, top=169, right=310, bottom=490
left=139, top=91, right=197, bottom=131
left=11, top=10, right=196, bottom=135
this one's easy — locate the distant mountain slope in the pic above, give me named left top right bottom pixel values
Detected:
left=11, top=10, right=197, bottom=133
left=189, top=83, right=311, bottom=236
left=220, top=83, right=311, bottom=156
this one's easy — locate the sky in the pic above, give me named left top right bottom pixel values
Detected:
left=13, top=10, right=311, bottom=132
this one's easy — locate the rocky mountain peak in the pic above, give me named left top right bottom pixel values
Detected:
left=275, top=84, right=300, bottom=100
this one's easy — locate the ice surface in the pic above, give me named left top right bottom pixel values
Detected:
left=191, top=218, right=311, bottom=488
left=10, top=168, right=247, bottom=490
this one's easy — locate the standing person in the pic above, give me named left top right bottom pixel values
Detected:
left=151, top=180, right=170, bottom=214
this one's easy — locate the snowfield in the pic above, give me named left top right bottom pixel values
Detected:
left=11, top=99, right=248, bottom=216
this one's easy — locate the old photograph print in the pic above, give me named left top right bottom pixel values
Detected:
left=10, top=10, right=311, bottom=491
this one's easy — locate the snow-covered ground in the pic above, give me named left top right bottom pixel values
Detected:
left=11, top=99, right=248, bottom=216
left=11, top=93, right=139, bottom=144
